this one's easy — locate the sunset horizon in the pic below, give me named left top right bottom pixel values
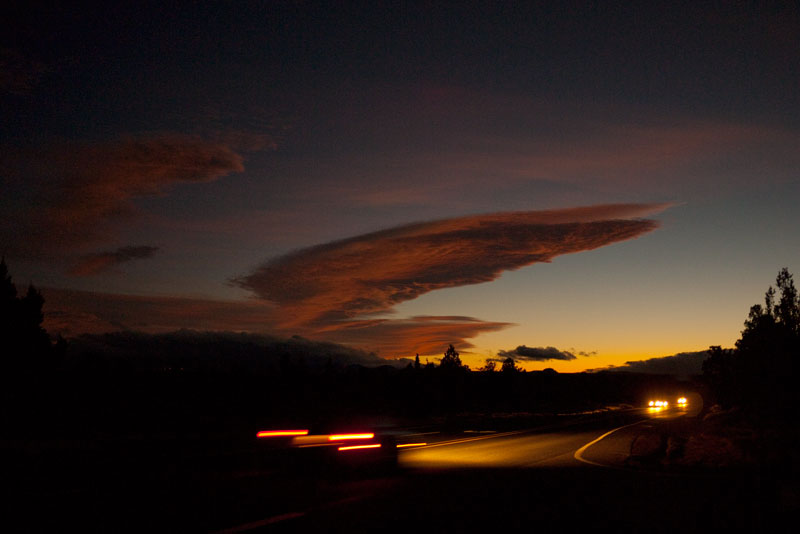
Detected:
left=4, top=2, right=798, bottom=373
left=4, top=3, right=799, bottom=530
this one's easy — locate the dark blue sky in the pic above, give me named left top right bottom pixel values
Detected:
left=2, top=1, right=799, bottom=369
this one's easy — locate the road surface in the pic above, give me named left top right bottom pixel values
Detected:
left=11, top=406, right=782, bottom=532
left=215, top=408, right=778, bottom=533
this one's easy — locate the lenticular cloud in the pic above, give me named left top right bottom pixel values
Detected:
left=234, top=203, right=668, bottom=335
left=44, top=203, right=667, bottom=358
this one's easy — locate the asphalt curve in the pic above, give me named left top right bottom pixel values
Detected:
left=231, top=414, right=781, bottom=533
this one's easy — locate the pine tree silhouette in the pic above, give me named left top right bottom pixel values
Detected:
left=1, top=258, right=54, bottom=368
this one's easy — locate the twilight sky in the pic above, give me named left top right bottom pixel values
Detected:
left=2, top=2, right=798, bottom=371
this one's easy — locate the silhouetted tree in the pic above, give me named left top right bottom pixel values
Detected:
left=414, top=354, right=421, bottom=370
left=1, top=259, right=53, bottom=368
left=704, top=268, right=800, bottom=416
left=479, top=359, right=496, bottom=372
left=501, top=357, right=520, bottom=373
left=775, top=268, right=800, bottom=332
left=439, top=344, right=463, bottom=370
left=701, top=345, right=737, bottom=408
left=1, top=258, right=18, bottom=333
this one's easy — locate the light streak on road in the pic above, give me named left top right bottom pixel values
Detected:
left=399, top=429, right=586, bottom=468
left=256, top=430, right=309, bottom=438
left=329, top=433, right=375, bottom=441
left=338, top=444, right=382, bottom=451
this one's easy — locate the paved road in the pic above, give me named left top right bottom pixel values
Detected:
left=400, top=425, right=624, bottom=469
left=221, top=408, right=779, bottom=533
left=15, top=406, right=779, bottom=532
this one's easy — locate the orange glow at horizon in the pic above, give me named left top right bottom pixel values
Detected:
left=329, top=433, right=375, bottom=441
left=338, top=443, right=382, bottom=451
left=256, top=429, right=309, bottom=438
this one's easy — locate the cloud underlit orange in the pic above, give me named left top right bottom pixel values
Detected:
left=1, top=135, right=244, bottom=259
left=234, top=204, right=667, bottom=330
left=70, top=245, right=161, bottom=276
left=316, top=315, right=513, bottom=357
left=42, top=204, right=667, bottom=358
left=229, top=203, right=667, bottom=355
left=41, top=287, right=276, bottom=337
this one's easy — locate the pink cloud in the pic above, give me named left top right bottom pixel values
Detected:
left=296, top=86, right=793, bottom=206
left=69, top=245, right=160, bottom=276
left=316, top=316, right=512, bottom=358
left=41, top=287, right=277, bottom=338
left=41, top=286, right=508, bottom=359
left=233, top=203, right=667, bottom=332
left=348, top=120, right=776, bottom=201
left=441, top=121, right=773, bottom=186
left=2, top=134, right=244, bottom=258
left=42, top=204, right=668, bottom=358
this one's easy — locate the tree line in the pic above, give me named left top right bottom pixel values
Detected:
left=411, top=344, right=522, bottom=373
left=0, top=259, right=684, bottom=437
left=703, top=267, right=800, bottom=420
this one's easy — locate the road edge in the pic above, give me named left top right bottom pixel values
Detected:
left=573, top=420, right=646, bottom=467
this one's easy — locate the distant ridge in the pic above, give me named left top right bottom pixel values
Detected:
left=587, top=350, right=709, bottom=378
left=66, top=330, right=411, bottom=372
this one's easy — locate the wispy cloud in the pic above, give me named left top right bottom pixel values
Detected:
left=43, top=203, right=667, bottom=357
left=298, top=86, right=791, bottom=207
left=317, top=316, right=513, bottom=358
left=69, top=245, right=160, bottom=276
left=233, top=203, right=667, bottom=330
left=41, top=287, right=277, bottom=338
left=229, top=203, right=667, bottom=355
left=42, top=286, right=509, bottom=357
left=428, top=121, right=773, bottom=188
left=1, top=134, right=245, bottom=258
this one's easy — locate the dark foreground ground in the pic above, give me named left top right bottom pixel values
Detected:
left=4, top=408, right=796, bottom=533
left=271, top=466, right=776, bottom=533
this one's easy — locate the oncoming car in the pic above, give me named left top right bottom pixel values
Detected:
left=647, top=396, right=690, bottom=412
left=648, top=399, right=669, bottom=409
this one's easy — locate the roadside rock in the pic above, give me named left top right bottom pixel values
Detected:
left=673, top=433, right=747, bottom=467
left=665, top=435, right=686, bottom=460
left=628, top=432, right=665, bottom=464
